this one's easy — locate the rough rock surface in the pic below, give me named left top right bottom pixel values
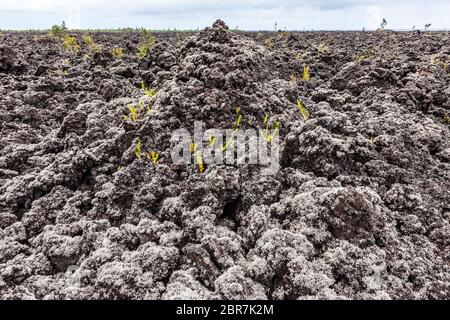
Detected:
left=0, top=21, right=449, bottom=299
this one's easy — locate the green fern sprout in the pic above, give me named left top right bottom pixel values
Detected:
left=62, top=35, right=80, bottom=53
left=112, top=47, right=123, bottom=58
left=209, top=135, right=216, bottom=146
left=355, top=50, right=374, bottom=62
left=263, top=114, right=280, bottom=142
left=302, top=65, right=310, bottom=81
left=83, top=35, right=94, bottom=46
left=444, top=114, right=450, bottom=124
left=123, top=104, right=139, bottom=122
left=141, top=81, right=157, bottom=97
left=195, top=151, right=204, bottom=173
left=146, top=150, right=159, bottom=164
left=264, top=38, right=274, bottom=49
left=297, top=99, right=309, bottom=122
left=317, top=43, right=328, bottom=54
left=135, top=138, right=142, bottom=159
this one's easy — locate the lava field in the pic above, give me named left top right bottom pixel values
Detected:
left=0, top=20, right=449, bottom=299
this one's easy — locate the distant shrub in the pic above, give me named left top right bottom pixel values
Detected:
left=137, top=29, right=156, bottom=59
left=49, top=22, right=67, bottom=39
left=377, top=18, right=388, bottom=32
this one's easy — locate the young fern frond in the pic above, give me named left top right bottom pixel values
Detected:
left=195, top=151, right=204, bottom=173
left=112, top=47, right=123, bottom=58
left=189, top=143, right=197, bottom=154
left=263, top=114, right=280, bottom=142
left=141, top=81, right=157, bottom=97
left=135, top=138, right=141, bottom=159
left=222, top=129, right=238, bottom=152
left=62, top=35, right=80, bottom=53
left=209, top=135, right=216, bottom=146
left=83, top=36, right=94, bottom=46
left=146, top=150, right=159, bottom=164
left=317, top=43, right=327, bottom=54
left=127, top=105, right=139, bottom=122
left=444, top=114, right=450, bottom=124
left=302, top=65, right=310, bottom=81
left=137, top=30, right=156, bottom=59
left=236, top=114, right=242, bottom=127
left=297, top=99, right=309, bottom=122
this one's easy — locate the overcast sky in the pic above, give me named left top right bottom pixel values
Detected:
left=0, top=0, right=448, bottom=31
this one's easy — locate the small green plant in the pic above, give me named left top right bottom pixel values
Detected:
left=263, top=114, right=280, bottom=143
left=295, top=52, right=302, bottom=61
left=355, top=50, right=374, bottom=62
left=141, top=81, right=157, bottom=97
left=146, top=150, right=159, bottom=164
left=112, top=47, right=124, bottom=58
left=264, top=38, right=274, bottom=49
left=234, top=107, right=243, bottom=128
left=135, top=138, right=142, bottom=159
left=62, top=35, right=80, bottom=53
left=430, top=55, right=449, bottom=72
left=317, top=43, right=328, bottom=54
left=195, top=152, right=204, bottom=173
left=189, top=143, right=204, bottom=173
left=83, top=35, right=94, bottom=46
left=444, top=114, right=450, bottom=124
left=302, top=65, right=310, bottom=81
left=137, top=29, right=156, bottom=59
left=123, top=103, right=141, bottom=122
left=296, top=99, right=309, bottom=121
left=190, top=143, right=197, bottom=155
left=84, top=36, right=101, bottom=56
left=209, top=135, right=216, bottom=146
left=221, top=108, right=242, bottom=152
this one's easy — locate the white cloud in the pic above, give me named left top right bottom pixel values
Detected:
left=366, top=5, right=381, bottom=29
left=0, top=0, right=449, bottom=30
